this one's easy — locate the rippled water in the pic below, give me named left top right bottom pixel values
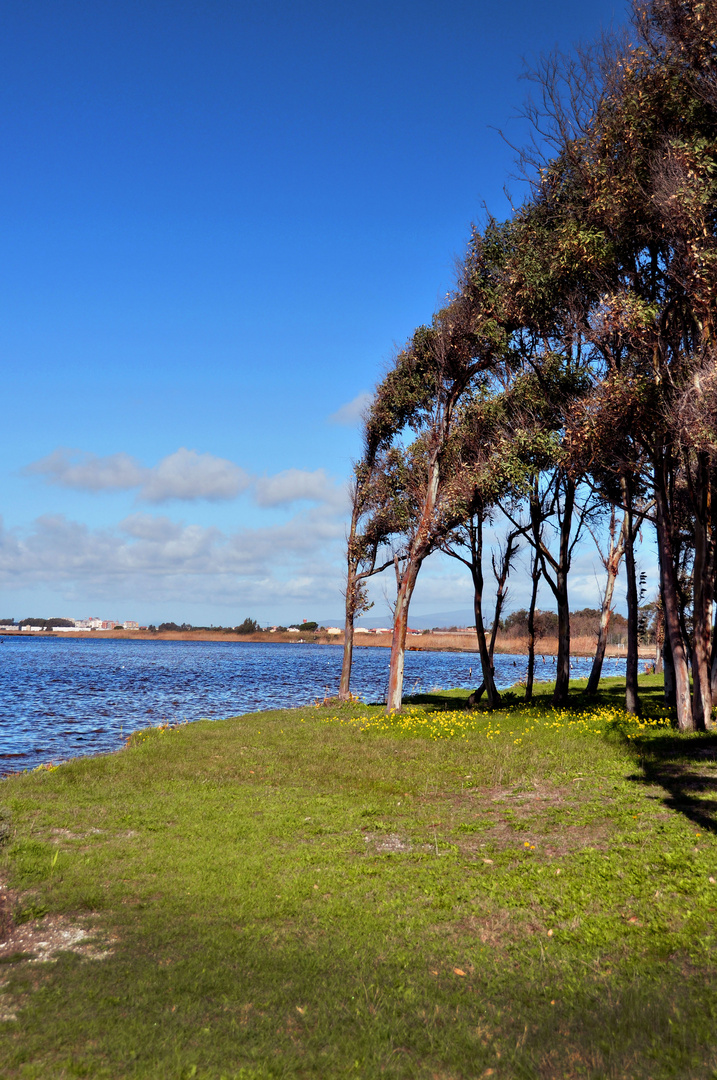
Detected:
left=0, top=636, right=627, bottom=772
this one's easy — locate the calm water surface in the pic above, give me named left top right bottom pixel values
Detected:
left=0, top=636, right=628, bottom=772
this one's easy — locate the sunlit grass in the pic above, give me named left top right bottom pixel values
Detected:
left=2, top=677, right=717, bottom=1079
left=320, top=701, right=674, bottom=742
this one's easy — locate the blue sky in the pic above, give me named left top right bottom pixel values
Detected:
left=0, top=0, right=637, bottom=626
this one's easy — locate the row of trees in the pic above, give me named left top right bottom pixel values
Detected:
left=339, top=0, right=717, bottom=731
left=502, top=607, right=638, bottom=642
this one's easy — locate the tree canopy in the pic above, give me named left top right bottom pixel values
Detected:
left=340, top=0, right=717, bottom=732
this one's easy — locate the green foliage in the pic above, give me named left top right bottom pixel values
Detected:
left=235, top=618, right=261, bottom=634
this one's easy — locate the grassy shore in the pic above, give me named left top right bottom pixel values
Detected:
left=1, top=677, right=717, bottom=1078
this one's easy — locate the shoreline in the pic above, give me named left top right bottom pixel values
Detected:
left=0, top=627, right=655, bottom=659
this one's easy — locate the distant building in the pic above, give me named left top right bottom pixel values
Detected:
left=123, top=621, right=139, bottom=630
left=354, top=627, right=369, bottom=634
left=326, top=627, right=341, bottom=635
left=288, top=627, right=300, bottom=633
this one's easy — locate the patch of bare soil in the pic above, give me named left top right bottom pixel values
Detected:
left=452, top=910, right=515, bottom=947
left=0, top=914, right=115, bottom=964
left=363, top=832, right=421, bottom=854
left=415, top=786, right=614, bottom=859
left=465, top=820, right=611, bottom=859
left=0, top=880, right=115, bottom=966
left=49, top=826, right=104, bottom=841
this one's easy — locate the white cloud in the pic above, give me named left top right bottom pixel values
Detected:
left=139, top=448, right=251, bottom=503
left=24, top=448, right=146, bottom=491
left=0, top=504, right=349, bottom=613
left=24, top=447, right=251, bottom=503
left=254, top=468, right=346, bottom=509
left=328, top=391, right=373, bottom=426
left=119, top=514, right=185, bottom=542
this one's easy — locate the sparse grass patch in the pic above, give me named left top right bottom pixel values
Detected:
left=1, top=676, right=717, bottom=1077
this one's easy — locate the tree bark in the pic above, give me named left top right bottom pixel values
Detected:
left=445, top=514, right=504, bottom=710
left=654, top=452, right=694, bottom=730
left=386, top=556, right=422, bottom=712
left=552, top=478, right=575, bottom=706
left=471, top=547, right=501, bottom=709
left=529, top=475, right=574, bottom=705
left=691, top=453, right=714, bottom=730
left=655, top=602, right=664, bottom=675
left=554, top=582, right=571, bottom=704
left=339, top=530, right=359, bottom=701
left=711, top=613, right=717, bottom=701
left=586, top=510, right=626, bottom=696
left=488, top=531, right=519, bottom=663
left=525, top=554, right=541, bottom=702
left=386, top=454, right=441, bottom=712
left=339, top=511, right=392, bottom=701
left=663, top=633, right=676, bottom=707
left=622, top=477, right=641, bottom=716
left=339, top=600, right=355, bottom=701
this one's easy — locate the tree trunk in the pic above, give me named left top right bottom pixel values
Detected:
left=622, top=477, right=640, bottom=716
left=711, top=613, right=717, bottom=700
left=691, top=454, right=714, bottom=730
left=664, top=634, right=676, bottom=707
left=554, top=584, right=571, bottom=705
left=655, top=602, right=664, bottom=675
left=488, top=531, right=518, bottom=663
left=386, top=557, right=422, bottom=712
left=386, top=455, right=440, bottom=712
left=654, top=453, right=694, bottom=730
left=529, top=475, right=574, bottom=706
left=692, top=515, right=714, bottom=728
left=586, top=511, right=626, bottom=696
left=339, top=604, right=354, bottom=701
left=339, top=497, right=361, bottom=702
left=471, top=556, right=501, bottom=709
left=525, top=555, right=541, bottom=703
left=552, top=478, right=575, bottom=706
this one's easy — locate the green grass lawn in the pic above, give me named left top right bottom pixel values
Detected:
left=2, top=676, right=717, bottom=1079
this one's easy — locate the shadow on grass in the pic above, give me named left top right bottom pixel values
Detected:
left=404, top=676, right=671, bottom=716
left=403, top=691, right=471, bottom=711
left=627, top=732, right=717, bottom=835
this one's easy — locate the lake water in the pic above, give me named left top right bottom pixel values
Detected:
left=0, top=636, right=628, bottom=773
